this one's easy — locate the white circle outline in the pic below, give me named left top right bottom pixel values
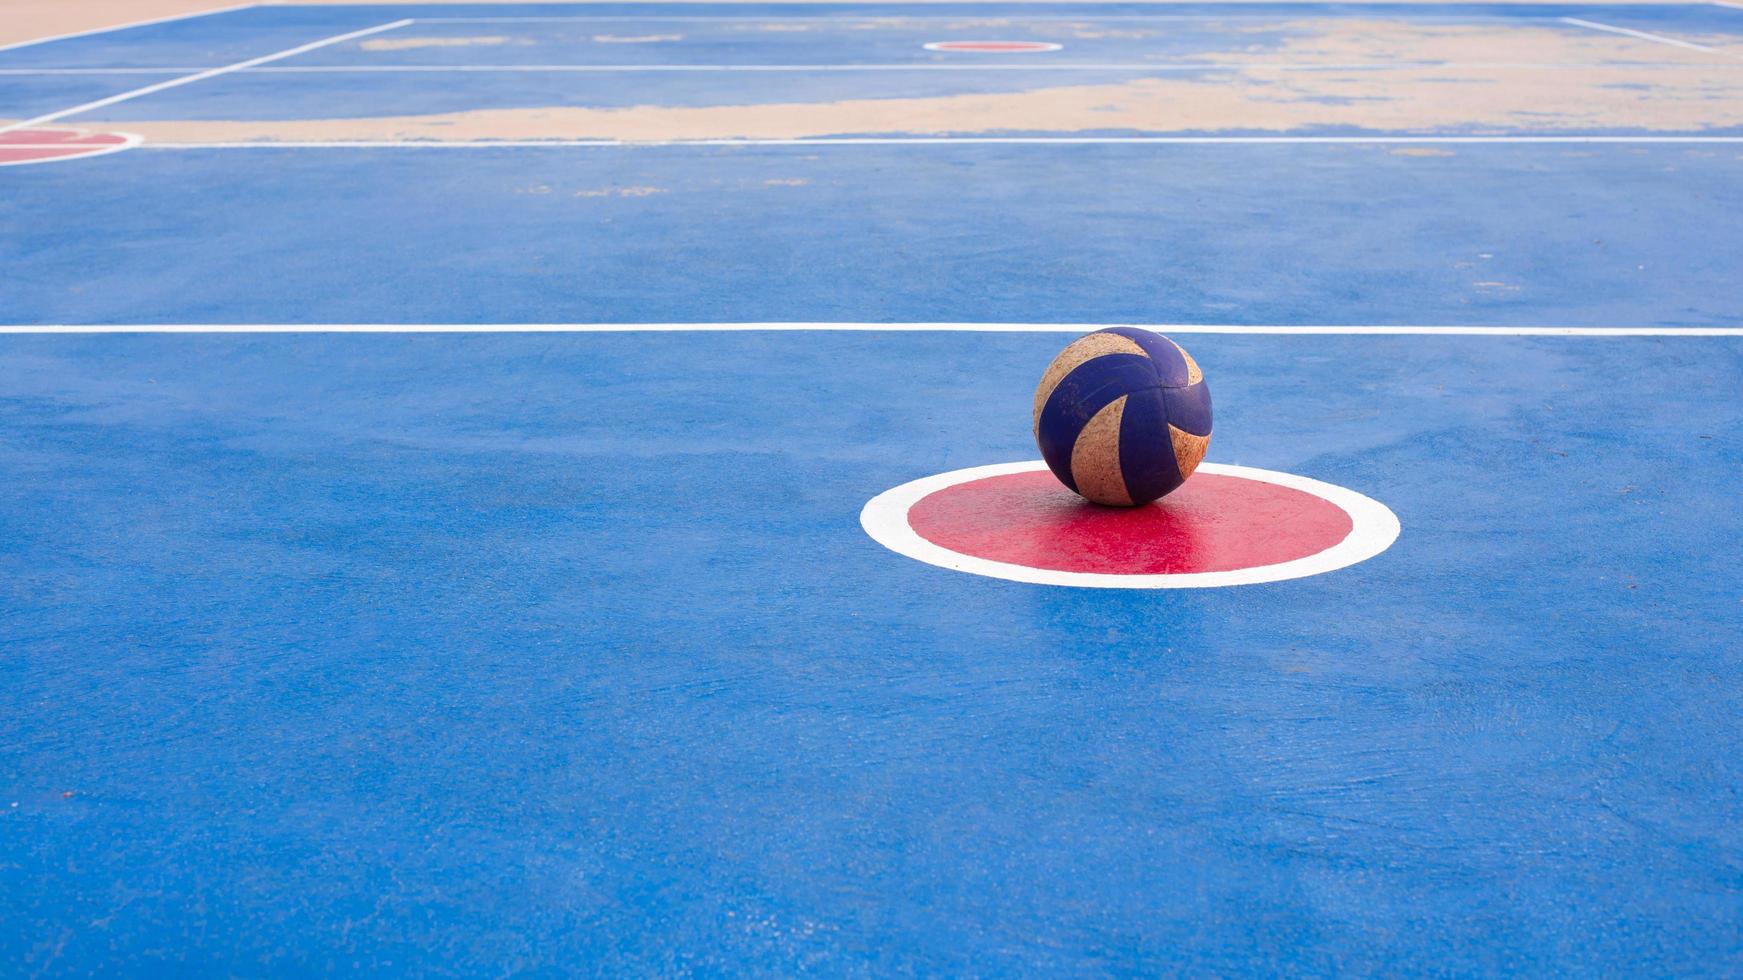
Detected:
left=0, top=128, right=143, bottom=168
left=860, top=460, right=1400, bottom=589
left=922, top=40, right=1064, bottom=52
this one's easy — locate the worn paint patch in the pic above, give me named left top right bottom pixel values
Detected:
left=1677, top=32, right=1743, bottom=58
left=574, top=186, right=668, bottom=198
left=1209, top=18, right=1731, bottom=66
left=358, top=35, right=510, bottom=51
left=1065, top=27, right=1162, bottom=40
left=108, top=62, right=1743, bottom=143
left=93, top=19, right=1743, bottom=142
left=938, top=19, right=1015, bottom=30
left=592, top=34, right=683, bottom=44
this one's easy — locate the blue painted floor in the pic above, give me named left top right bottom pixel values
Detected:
left=2, top=2, right=1742, bottom=974
left=4, top=332, right=1741, bottom=973
left=4, top=143, right=1743, bottom=325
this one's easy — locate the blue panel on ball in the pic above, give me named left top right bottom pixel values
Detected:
left=1162, top=382, right=1214, bottom=438
left=1102, top=328, right=1192, bottom=387
left=1115, top=387, right=1184, bottom=505
left=1035, top=353, right=1156, bottom=493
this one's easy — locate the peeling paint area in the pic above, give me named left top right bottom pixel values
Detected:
left=591, top=34, right=684, bottom=45
left=358, top=36, right=513, bottom=52
left=573, top=185, right=668, bottom=198
left=1206, top=18, right=1742, bottom=68
left=72, top=17, right=1743, bottom=142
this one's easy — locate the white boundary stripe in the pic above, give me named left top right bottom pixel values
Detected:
left=169, top=60, right=1743, bottom=72
left=15, top=61, right=1743, bottom=74
left=0, top=130, right=142, bottom=167
left=128, top=134, right=1743, bottom=148
left=149, top=60, right=1743, bottom=72
left=2, top=323, right=1739, bottom=336
left=6, top=60, right=1743, bottom=75
left=1561, top=17, right=1724, bottom=53
left=0, top=19, right=413, bottom=135
left=859, top=460, right=1401, bottom=588
left=414, top=14, right=1558, bottom=22
left=131, top=136, right=1743, bottom=148
left=922, top=40, right=1065, bottom=52
left=0, top=2, right=256, bottom=55
left=1716, top=2, right=1743, bottom=10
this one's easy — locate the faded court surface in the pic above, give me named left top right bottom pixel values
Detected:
left=2, top=2, right=1742, bottom=974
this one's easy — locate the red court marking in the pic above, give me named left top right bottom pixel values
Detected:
left=923, top=40, right=1063, bottom=52
left=0, top=129, right=129, bottom=146
left=0, top=146, right=106, bottom=164
left=0, top=128, right=138, bottom=166
left=907, top=469, right=1353, bottom=576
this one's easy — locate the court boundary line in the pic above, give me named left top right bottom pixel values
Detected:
left=0, top=2, right=257, bottom=55
left=0, top=19, right=413, bottom=135
left=410, top=13, right=1565, bottom=22
left=8, top=60, right=1738, bottom=75
left=1562, top=17, right=1724, bottom=53
left=131, top=136, right=1743, bottom=147
left=3, top=324, right=1739, bottom=336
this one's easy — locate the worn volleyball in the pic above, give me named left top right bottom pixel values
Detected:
left=1032, top=328, right=1213, bottom=506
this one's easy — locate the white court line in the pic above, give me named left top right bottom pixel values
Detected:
left=135, top=136, right=1743, bottom=148
left=0, top=2, right=256, bottom=55
left=239, top=60, right=1743, bottom=72
left=0, top=19, right=413, bottom=136
left=10, top=61, right=1741, bottom=75
left=1562, top=17, right=1724, bottom=53
left=415, top=13, right=1555, bottom=22
left=1712, top=2, right=1743, bottom=10
left=5, top=61, right=1739, bottom=76
left=2, top=324, right=1739, bottom=336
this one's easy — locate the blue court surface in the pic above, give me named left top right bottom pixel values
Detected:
left=3, top=1, right=1743, bottom=974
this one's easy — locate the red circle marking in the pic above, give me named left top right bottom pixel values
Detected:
left=907, top=469, right=1353, bottom=576
left=0, top=128, right=136, bottom=167
left=925, top=40, right=1061, bottom=52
